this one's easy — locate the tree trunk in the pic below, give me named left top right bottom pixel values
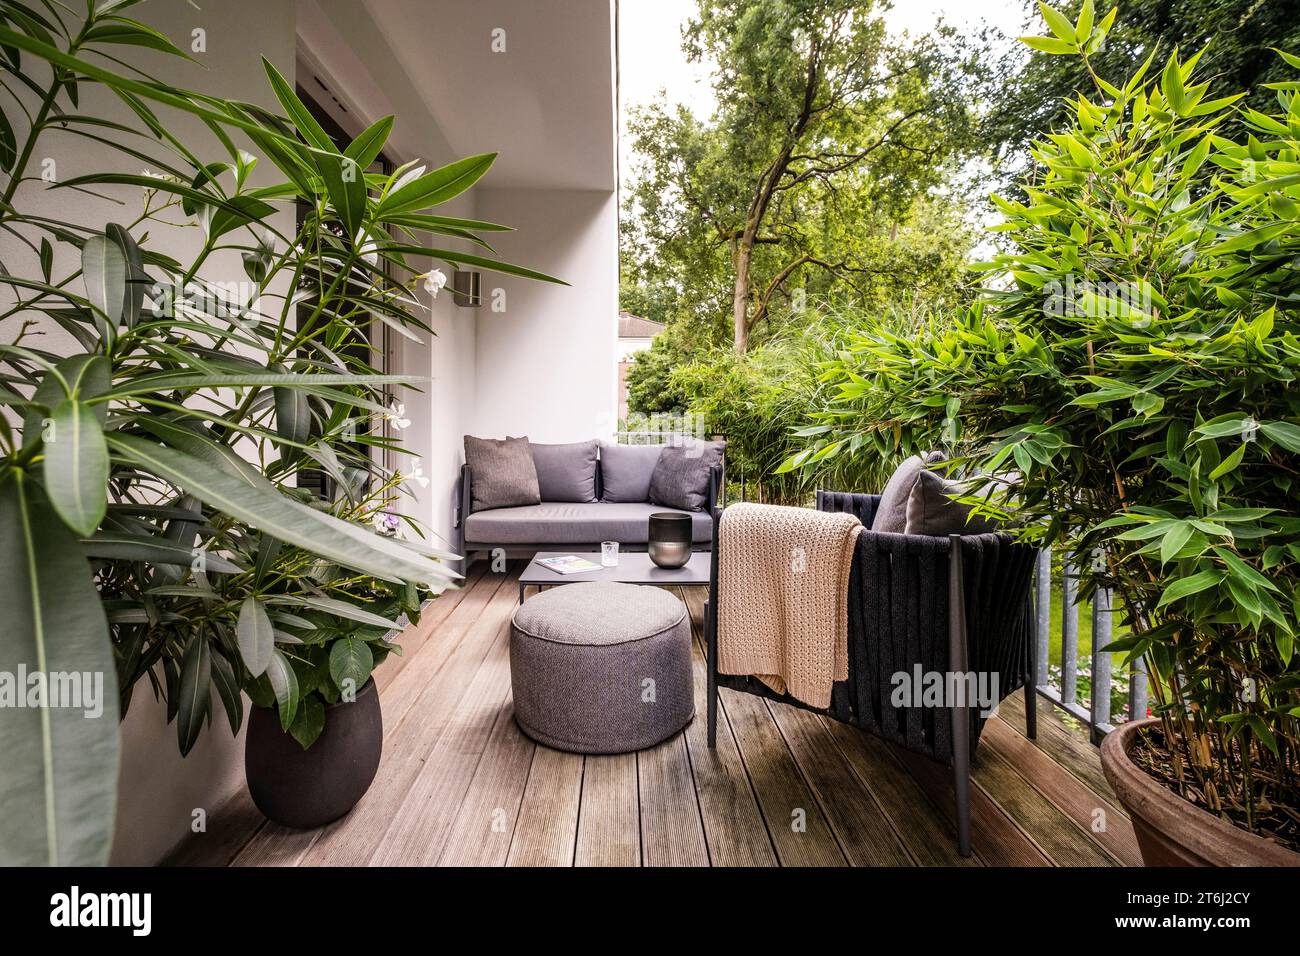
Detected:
left=732, top=242, right=752, bottom=355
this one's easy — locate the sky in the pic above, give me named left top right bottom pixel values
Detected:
left=618, top=0, right=1037, bottom=182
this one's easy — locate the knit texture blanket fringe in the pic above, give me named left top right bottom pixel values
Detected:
left=716, top=502, right=863, bottom=708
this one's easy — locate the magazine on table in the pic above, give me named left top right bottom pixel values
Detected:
left=535, top=554, right=603, bottom=574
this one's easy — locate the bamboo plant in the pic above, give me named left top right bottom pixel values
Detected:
left=785, top=1, right=1300, bottom=848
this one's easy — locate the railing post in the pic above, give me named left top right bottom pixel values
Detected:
left=1129, top=658, right=1148, bottom=723
left=1034, top=547, right=1051, bottom=688
left=1090, top=582, right=1113, bottom=744
left=1060, top=557, right=1079, bottom=705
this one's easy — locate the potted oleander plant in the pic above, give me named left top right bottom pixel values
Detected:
left=785, top=2, right=1300, bottom=864
left=0, top=2, right=560, bottom=862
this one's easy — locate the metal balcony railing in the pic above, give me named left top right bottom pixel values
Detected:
left=1031, top=546, right=1149, bottom=744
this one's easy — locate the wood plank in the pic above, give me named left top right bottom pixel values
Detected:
left=637, top=733, right=710, bottom=866
left=369, top=621, right=515, bottom=866
left=231, top=822, right=323, bottom=867
left=676, top=588, right=777, bottom=867
left=720, top=686, right=847, bottom=867
left=982, top=718, right=1139, bottom=866
left=294, top=570, right=520, bottom=865
left=161, top=788, right=266, bottom=867
left=823, top=719, right=980, bottom=867
left=373, top=561, right=488, bottom=692
left=766, top=703, right=912, bottom=866
left=968, top=743, right=1118, bottom=866
left=436, top=704, right=536, bottom=866
left=505, top=747, right=584, bottom=867
left=998, top=690, right=1126, bottom=814
left=890, top=744, right=1051, bottom=866
left=575, top=754, right=640, bottom=866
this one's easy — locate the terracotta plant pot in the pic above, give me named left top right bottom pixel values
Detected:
left=245, top=678, right=383, bottom=829
left=1100, top=717, right=1298, bottom=867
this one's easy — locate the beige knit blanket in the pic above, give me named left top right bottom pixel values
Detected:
left=717, top=502, right=863, bottom=709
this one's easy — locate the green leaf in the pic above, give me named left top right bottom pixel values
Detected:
left=1156, top=570, right=1221, bottom=607
left=376, top=153, right=496, bottom=217
left=81, top=234, right=125, bottom=332
left=1208, top=442, right=1246, bottom=480
left=1258, top=421, right=1300, bottom=454
left=1074, top=0, right=1094, bottom=42
left=329, top=636, right=374, bottom=693
left=1039, top=2, right=1077, bottom=44
left=265, top=648, right=300, bottom=730
left=82, top=532, right=243, bottom=574
left=266, top=594, right=397, bottom=629
left=44, top=399, right=108, bottom=536
left=287, top=695, right=325, bottom=749
left=175, top=633, right=211, bottom=756
left=104, top=223, right=145, bottom=329
left=237, top=597, right=274, bottom=678
left=210, top=649, right=244, bottom=735
left=1020, top=35, right=1076, bottom=55
left=1160, top=522, right=1194, bottom=565
left=0, top=474, right=118, bottom=865
left=344, top=115, right=394, bottom=171
left=84, top=19, right=192, bottom=59
left=318, top=153, right=367, bottom=238
left=261, top=56, right=336, bottom=154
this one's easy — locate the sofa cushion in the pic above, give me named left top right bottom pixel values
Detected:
left=873, top=451, right=944, bottom=533
left=904, top=470, right=1001, bottom=536
left=530, top=440, right=598, bottom=502
left=648, top=440, right=725, bottom=511
left=464, top=435, right=541, bottom=511
left=464, top=502, right=712, bottom=545
left=599, top=443, right=663, bottom=502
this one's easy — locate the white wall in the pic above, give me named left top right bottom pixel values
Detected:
left=472, top=188, right=619, bottom=443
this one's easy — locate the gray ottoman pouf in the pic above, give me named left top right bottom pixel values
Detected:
left=510, top=581, right=694, bottom=754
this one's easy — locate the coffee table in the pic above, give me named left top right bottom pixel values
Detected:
left=518, top=551, right=711, bottom=601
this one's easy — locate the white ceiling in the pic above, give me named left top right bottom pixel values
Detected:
left=359, top=0, right=618, bottom=192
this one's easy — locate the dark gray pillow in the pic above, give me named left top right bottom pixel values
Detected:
left=599, top=443, right=664, bottom=502
left=874, top=451, right=944, bottom=533
left=464, top=435, right=540, bottom=512
left=530, top=440, right=598, bottom=502
left=904, top=470, right=1001, bottom=536
left=648, top=441, right=725, bottom=512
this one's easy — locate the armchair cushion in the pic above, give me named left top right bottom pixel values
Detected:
left=648, top=440, right=725, bottom=512
left=530, top=440, right=599, bottom=502
left=873, top=451, right=944, bottom=533
left=904, top=470, right=1000, bottom=536
left=599, top=442, right=664, bottom=502
left=463, top=435, right=541, bottom=512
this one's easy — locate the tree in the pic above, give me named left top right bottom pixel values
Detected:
left=984, top=0, right=1300, bottom=191
left=624, top=0, right=984, bottom=354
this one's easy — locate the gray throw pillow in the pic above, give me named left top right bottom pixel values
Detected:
left=648, top=441, right=725, bottom=512
left=464, top=435, right=541, bottom=512
left=530, top=440, right=598, bottom=502
left=874, top=451, right=944, bottom=533
left=904, top=470, right=1001, bottom=536
left=599, top=442, right=664, bottom=502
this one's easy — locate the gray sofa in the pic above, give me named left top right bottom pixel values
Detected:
left=455, top=441, right=724, bottom=566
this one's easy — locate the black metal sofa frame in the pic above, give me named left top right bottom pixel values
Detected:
left=704, top=490, right=1039, bottom=857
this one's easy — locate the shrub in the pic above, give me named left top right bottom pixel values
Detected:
left=787, top=5, right=1300, bottom=846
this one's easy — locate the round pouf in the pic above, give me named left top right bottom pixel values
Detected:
left=510, top=581, right=694, bottom=754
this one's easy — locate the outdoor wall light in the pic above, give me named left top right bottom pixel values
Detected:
left=452, top=269, right=482, bottom=308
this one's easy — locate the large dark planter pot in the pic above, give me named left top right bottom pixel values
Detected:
left=1100, top=717, right=1298, bottom=867
left=245, top=678, right=383, bottom=829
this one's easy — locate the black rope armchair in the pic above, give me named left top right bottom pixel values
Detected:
left=704, top=490, right=1040, bottom=857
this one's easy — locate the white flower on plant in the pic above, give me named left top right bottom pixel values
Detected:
left=372, top=511, right=403, bottom=537
left=383, top=401, right=411, bottom=431
left=398, top=464, right=429, bottom=489
left=419, top=269, right=448, bottom=299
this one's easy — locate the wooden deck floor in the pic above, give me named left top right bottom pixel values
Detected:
left=168, top=564, right=1141, bottom=867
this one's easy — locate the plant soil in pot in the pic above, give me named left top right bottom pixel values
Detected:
left=1100, top=718, right=1299, bottom=867
left=245, top=678, right=383, bottom=829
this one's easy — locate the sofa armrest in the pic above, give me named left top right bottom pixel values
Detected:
left=707, top=460, right=725, bottom=514
left=456, top=463, right=473, bottom=529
